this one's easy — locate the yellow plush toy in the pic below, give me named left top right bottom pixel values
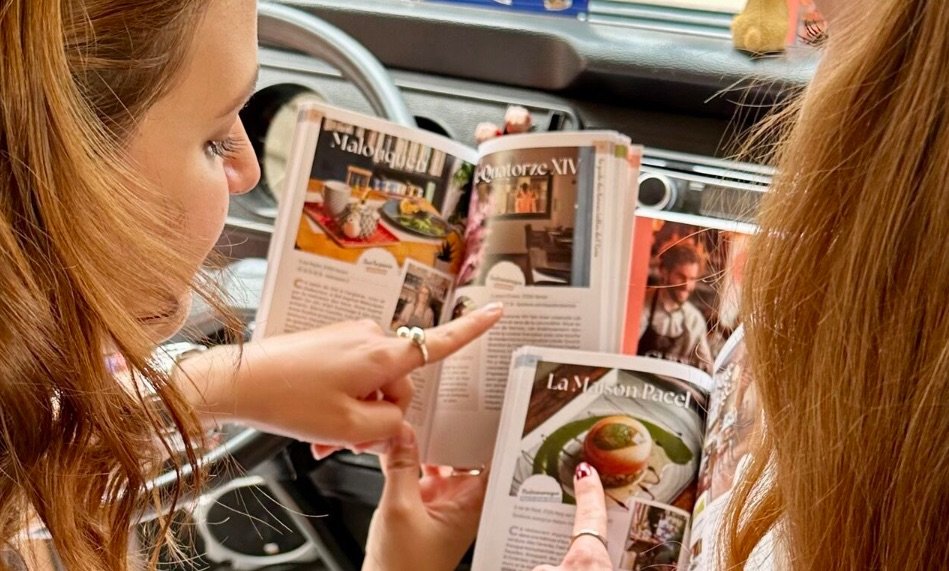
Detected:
left=732, top=0, right=790, bottom=54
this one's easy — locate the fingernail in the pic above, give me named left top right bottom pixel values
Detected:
left=479, top=302, right=503, bottom=315
left=575, top=462, right=594, bottom=481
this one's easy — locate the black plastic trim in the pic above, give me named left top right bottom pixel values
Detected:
left=274, top=0, right=818, bottom=115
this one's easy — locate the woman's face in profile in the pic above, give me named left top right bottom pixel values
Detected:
left=126, top=0, right=261, bottom=332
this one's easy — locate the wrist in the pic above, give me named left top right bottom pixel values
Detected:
left=173, top=344, right=242, bottom=426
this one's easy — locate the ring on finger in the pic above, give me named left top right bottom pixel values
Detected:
left=570, top=528, right=608, bottom=550
left=396, top=325, right=429, bottom=365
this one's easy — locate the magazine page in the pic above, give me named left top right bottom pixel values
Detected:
left=254, top=102, right=478, bottom=448
left=426, top=132, right=635, bottom=467
left=622, top=210, right=756, bottom=373
left=609, top=148, right=643, bottom=351
left=686, top=326, right=776, bottom=570
left=473, top=347, right=711, bottom=571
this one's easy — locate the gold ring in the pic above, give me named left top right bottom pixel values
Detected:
left=570, top=528, right=608, bottom=550
left=396, top=326, right=429, bottom=365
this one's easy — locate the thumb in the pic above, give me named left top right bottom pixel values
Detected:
left=379, top=422, right=423, bottom=507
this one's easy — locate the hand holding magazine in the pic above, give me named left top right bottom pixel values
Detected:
left=472, top=328, right=771, bottom=571
left=472, top=347, right=711, bottom=570
left=254, top=101, right=640, bottom=467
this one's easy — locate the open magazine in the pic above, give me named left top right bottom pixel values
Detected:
left=254, top=101, right=639, bottom=467
left=472, top=208, right=763, bottom=570
left=473, top=329, right=764, bottom=571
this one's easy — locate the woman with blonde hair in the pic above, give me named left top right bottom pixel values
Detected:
left=0, top=1, right=501, bottom=569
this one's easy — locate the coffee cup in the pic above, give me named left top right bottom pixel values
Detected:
left=323, top=180, right=352, bottom=217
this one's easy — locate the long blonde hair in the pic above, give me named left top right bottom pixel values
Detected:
left=725, top=1, right=949, bottom=568
left=0, top=1, right=220, bottom=568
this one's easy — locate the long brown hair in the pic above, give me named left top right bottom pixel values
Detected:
left=724, top=1, right=949, bottom=568
left=0, top=1, right=219, bottom=569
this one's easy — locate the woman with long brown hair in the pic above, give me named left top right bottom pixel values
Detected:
left=722, top=0, right=949, bottom=568
left=0, top=1, right=501, bottom=569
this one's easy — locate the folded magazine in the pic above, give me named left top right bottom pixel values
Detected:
left=473, top=329, right=770, bottom=571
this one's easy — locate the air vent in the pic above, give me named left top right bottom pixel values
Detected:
left=639, top=148, right=771, bottom=224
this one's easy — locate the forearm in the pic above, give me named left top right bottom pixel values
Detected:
left=174, top=344, right=243, bottom=427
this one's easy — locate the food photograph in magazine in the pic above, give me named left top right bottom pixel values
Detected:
left=293, top=116, right=473, bottom=271
left=509, top=361, right=707, bottom=513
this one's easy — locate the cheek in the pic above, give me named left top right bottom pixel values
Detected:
left=814, top=0, right=835, bottom=20
left=179, top=166, right=230, bottom=249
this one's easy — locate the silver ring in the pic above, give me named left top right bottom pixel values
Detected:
left=570, top=528, right=608, bottom=550
left=396, top=326, right=429, bottom=365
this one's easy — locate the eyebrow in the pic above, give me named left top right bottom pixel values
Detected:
left=217, top=65, right=260, bottom=119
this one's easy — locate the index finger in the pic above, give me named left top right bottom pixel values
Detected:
left=572, top=462, right=608, bottom=538
left=394, top=302, right=503, bottom=371
left=559, top=462, right=612, bottom=569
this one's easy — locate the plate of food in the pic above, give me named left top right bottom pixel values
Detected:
left=381, top=199, right=451, bottom=239
left=303, top=202, right=399, bottom=249
left=527, top=413, right=696, bottom=506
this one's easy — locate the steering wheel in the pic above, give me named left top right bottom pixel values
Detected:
left=147, top=1, right=415, bottom=513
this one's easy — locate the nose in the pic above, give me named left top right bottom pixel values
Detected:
left=227, top=119, right=261, bottom=196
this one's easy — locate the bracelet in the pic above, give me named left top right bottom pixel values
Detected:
left=151, top=341, right=209, bottom=377
left=149, top=342, right=212, bottom=448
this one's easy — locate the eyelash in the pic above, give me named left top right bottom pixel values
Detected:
left=800, top=18, right=828, bottom=47
left=205, top=136, right=245, bottom=160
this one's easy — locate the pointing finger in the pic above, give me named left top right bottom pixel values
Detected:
left=572, top=462, right=608, bottom=538
left=563, top=462, right=611, bottom=569
left=393, top=302, right=503, bottom=372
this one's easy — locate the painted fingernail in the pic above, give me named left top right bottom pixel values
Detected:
left=575, top=462, right=594, bottom=481
left=479, top=302, right=503, bottom=315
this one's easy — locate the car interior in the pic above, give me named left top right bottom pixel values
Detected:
left=148, top=1, right=819, bottom=569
